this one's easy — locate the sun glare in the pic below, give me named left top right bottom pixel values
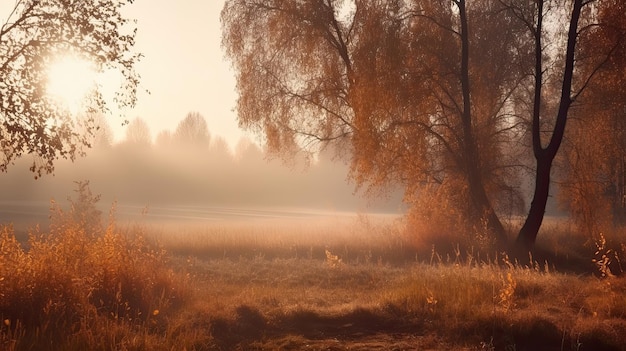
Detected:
left=46, top=55, right=97, bottom=114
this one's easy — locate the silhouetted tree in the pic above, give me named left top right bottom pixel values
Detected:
left=155, top=130, right=173, bottom=148
left=174, top=112, right=210, bottom=148
left=234, top=138, right=263, bottom=163
left=0, top=0, right=140, bottom=176
left=78, top=113, right=114, bottom=150
left=209, top=136, right=232, bottom=163
left=124, top=118, right=152, bottom=146
left=512, top=0, right=622, bottom=247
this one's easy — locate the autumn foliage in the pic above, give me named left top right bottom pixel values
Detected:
left=222, top=0, right=626, bottom=247
left=0, top=182, right=186, bottom=349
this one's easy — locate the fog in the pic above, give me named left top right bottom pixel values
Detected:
left=0, top=127, right=404, bottom=227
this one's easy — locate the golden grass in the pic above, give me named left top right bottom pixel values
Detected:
left=0, top=185, right=190, bottom=351
left=141, top=213, right=409, bottom=264
left=161, top=250, right=626, bottom=350
left=1, top=189, right=626, bottom=350
left=139, top=214, right=626, bottom=350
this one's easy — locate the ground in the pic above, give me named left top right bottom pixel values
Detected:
left=2, top=213, right=626, bottom=350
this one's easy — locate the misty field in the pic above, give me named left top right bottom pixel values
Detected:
left=2, top=196, right=626, bottom=350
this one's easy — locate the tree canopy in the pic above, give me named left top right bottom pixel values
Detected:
left=222, top=0, right=626, bottom=247
left=174, top=112, right=210, bottom=147
left=0, top=0, right=140, bottom=176
left=557, top=0, right=626, bottom=237
left=124, top=117, right=151, bottom=146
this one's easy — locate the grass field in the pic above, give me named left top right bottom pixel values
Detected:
left=2, top=202, right=626, bottom=350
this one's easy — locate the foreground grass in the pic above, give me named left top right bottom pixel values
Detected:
left=2, top=199, right=626, bottom=350
left=174, top=256, right=626, bottom=350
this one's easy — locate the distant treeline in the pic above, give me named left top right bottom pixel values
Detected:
left=0, top=114, right=403, bottom=213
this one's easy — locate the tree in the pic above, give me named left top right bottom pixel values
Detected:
left=92, top=115, right=114, bottom=150
left=559, top=118, right=615, bottom=237
left=77, top=113, right=114, bottom=149
left=173, top=112, right=210, bottom=148
left=222, top=0, right=621, bottom=248
left=155, top=130, right=173, bottom=148
left=513, top=0, right=624, bottom=247
left=124, top=117, right=151, bottom=146
left=209, top=136, right=233, bottom=163
left=222, top=0, right=530, bottom=244
left=556, top=0, right=626, bottom=237
left=0, top=0, right=140, bottom=177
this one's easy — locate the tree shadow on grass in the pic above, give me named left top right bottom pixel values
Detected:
left=459, top=315, right=626, bottom=351
left=208, top=304, right=626, bottom=351
left=210, top=305, right=268, bottom=349
left=276, top=307, right=411, bottom=340
left=209, top=305, right=424, bottom=350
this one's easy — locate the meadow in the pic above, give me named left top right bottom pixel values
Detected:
left=1, top=192, right=626, bottom=350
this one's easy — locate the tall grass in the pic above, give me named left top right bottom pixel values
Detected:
left=142, top=213, right=411, bottom=264
left=0, top=182, right=188, bottom=350
left=162, top=249, right=626, bottom=350
left=137, top=212, right=626, bottom=349
left=2, top=183, right=626, bottom=350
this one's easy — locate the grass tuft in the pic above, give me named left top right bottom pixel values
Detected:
left=0, top=182, right=188, bottom=350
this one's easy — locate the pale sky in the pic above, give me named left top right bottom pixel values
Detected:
left=1, top=0, right=247, bottom=147
left=120, top=0, right=246, bottom=145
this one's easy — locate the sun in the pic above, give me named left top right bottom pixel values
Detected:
left=46, top=54, right=97, bottom=114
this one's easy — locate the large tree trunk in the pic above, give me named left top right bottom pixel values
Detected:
left=458, top=0, right=507, bottom=244
left=468, top=168, right=507, bottom=244
left=516, top=0, right=583, bottom=248
left=517, top=155, right=552, bottom=248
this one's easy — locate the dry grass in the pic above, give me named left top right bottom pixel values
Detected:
left=142, top=213, right=409, bottom=264
left=1, top=187, right=626, bottom=349
left=0, top=184, right=189, bottom=351
left=168, top=250, right=626, bottom=350
left=130, top=215, right=626, bottom=350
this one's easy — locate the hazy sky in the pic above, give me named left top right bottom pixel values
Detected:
left=1, top=0, right=247, bottom=146
left=121, top=0, right=246, bottom=145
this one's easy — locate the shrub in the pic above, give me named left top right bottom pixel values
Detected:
left=0, top=181, right=187, bottom=349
